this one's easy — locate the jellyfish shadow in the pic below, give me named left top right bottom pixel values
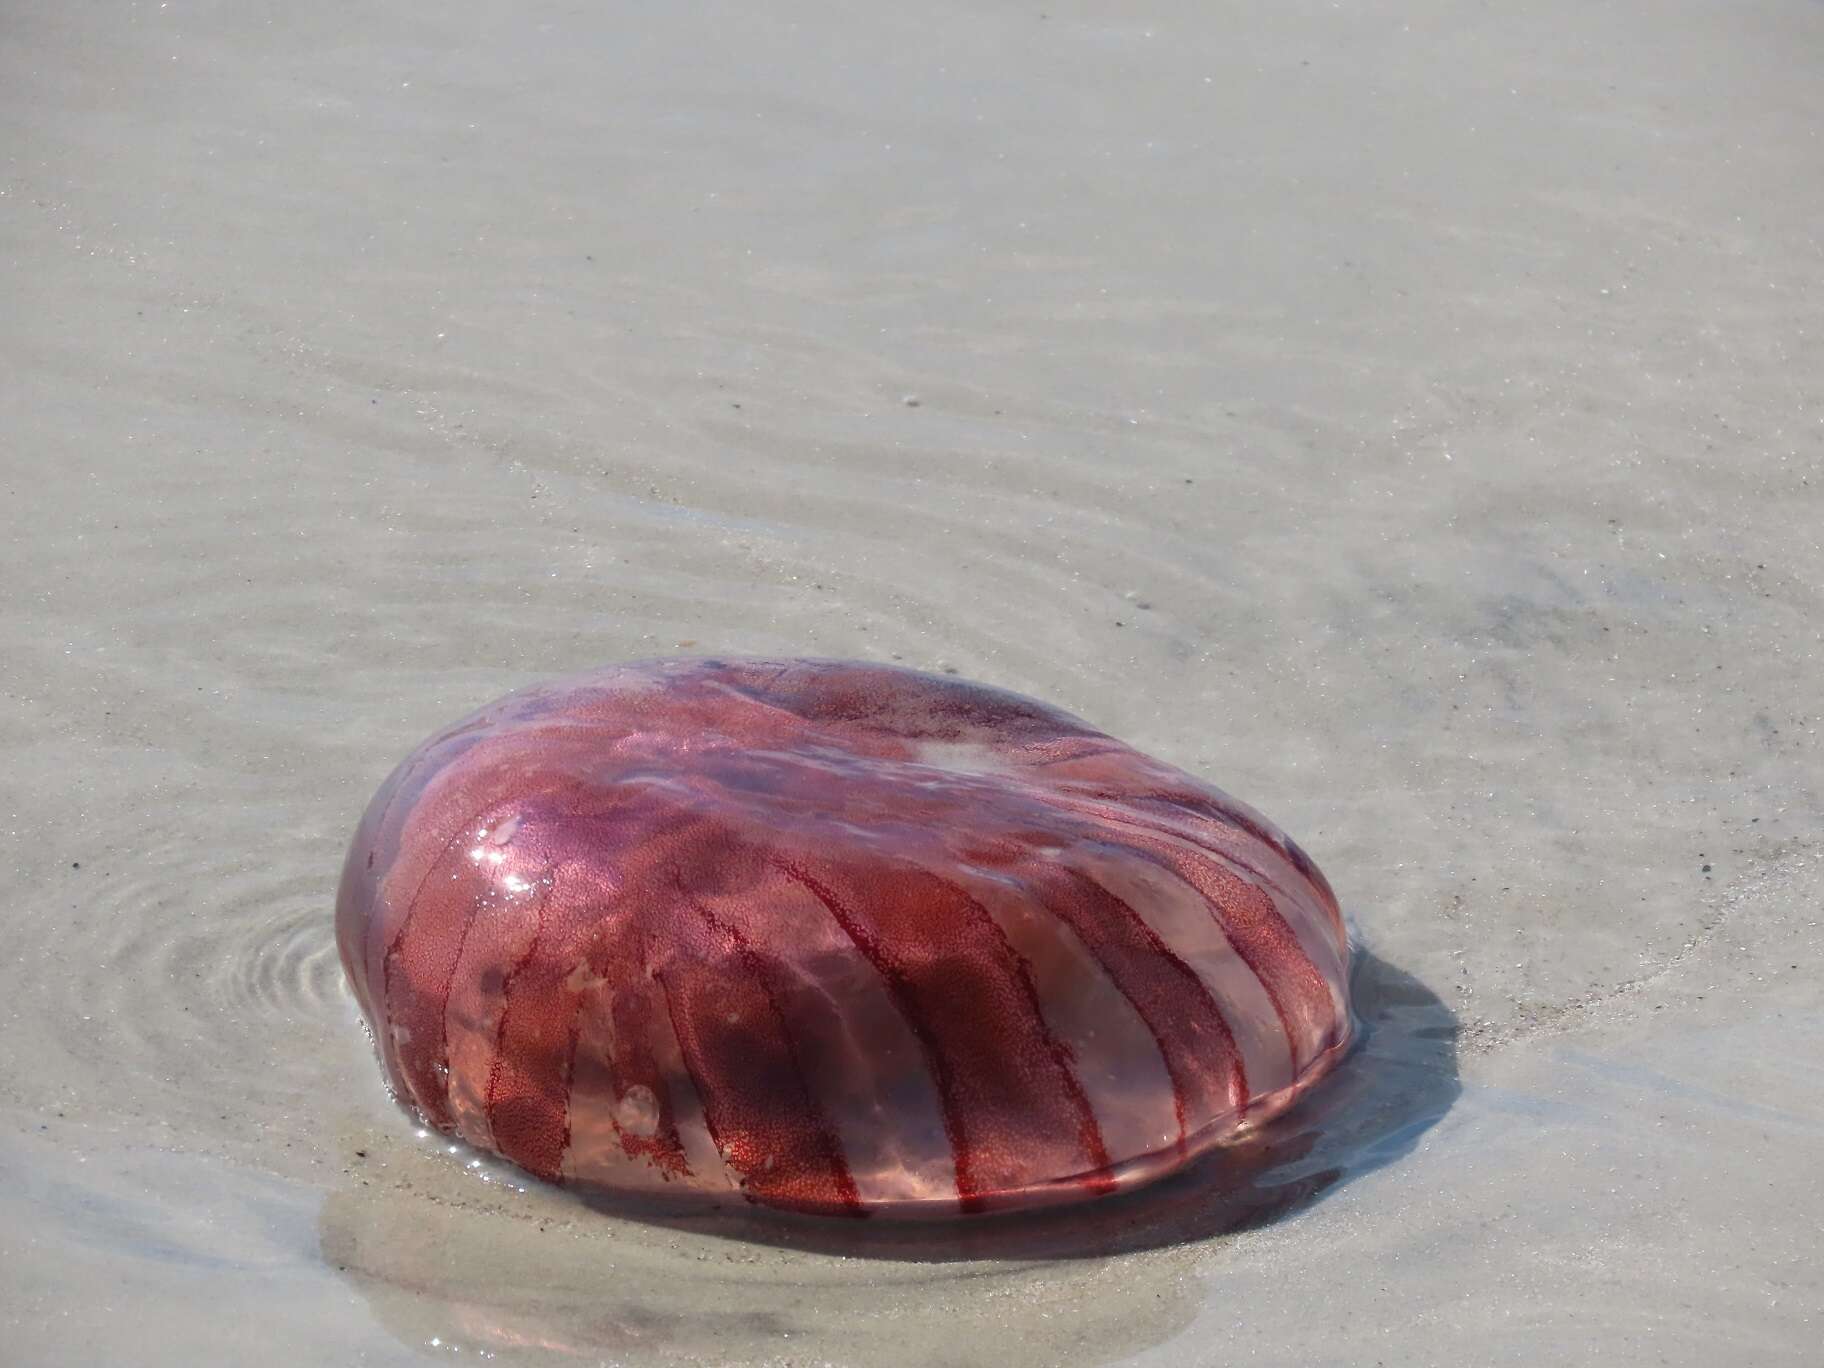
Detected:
left=581, top=944, right=1460, bottom=1261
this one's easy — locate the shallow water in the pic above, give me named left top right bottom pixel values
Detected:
left=4, top=0, right=1822, bottom=1363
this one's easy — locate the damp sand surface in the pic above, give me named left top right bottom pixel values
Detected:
left=3, top=2, right=1822, bottom=1364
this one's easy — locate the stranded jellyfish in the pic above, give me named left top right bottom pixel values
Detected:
left=336, top=658, right=1353, bottom=1217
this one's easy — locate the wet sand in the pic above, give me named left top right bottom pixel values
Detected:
left=3, top=1, right=1820, bottom=1363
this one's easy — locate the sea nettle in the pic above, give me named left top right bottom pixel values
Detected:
left=336, top=658, right=1353, bottom=1218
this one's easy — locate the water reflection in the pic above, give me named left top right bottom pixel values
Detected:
left=320, top=945, right=1456, bottom=1364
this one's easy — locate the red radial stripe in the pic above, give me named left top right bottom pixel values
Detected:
left=1119, top=788, right=1345, bottom=933
left=539, top=811, right=703, bottom=1180
left=778, top=859, right=1113, bottom=1211
left=1045, top=791, right=1331, bottom=942
left=561, top=905, right=694, bottom=1179
left=658, top=898, right=863, bottom=1216
left=379, top=825, right=498, bottom=1127
left=483, top=887, right=580, bottom=1183
left=1103, top=831, right=1341, bottom=1072
left=1013, top=856, right=1251, bottom=1149
left=594, top=978, right=693, bottom=1176
left=360, top=767, right=488, bottom=1008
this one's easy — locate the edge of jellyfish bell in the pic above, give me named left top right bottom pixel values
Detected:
left=551, top=941, right=1459, bottom=1261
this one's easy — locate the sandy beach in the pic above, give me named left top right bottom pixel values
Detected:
left=3, top=1, right=1820, bottom=1363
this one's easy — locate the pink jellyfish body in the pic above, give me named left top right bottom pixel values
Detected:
left=336, top=658, right=1353, bottom=1218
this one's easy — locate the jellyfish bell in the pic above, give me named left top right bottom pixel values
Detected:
left=336, top=658, right=1352, bottom=1218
